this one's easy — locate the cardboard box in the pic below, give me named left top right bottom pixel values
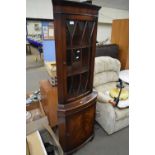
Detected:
left=45, top=61, right=57, bottom=86
left=27, top=126, right=63, bottom=155
left=45, top=61, right=56, bottom=77
left=26, top=102, right=49, bottom=135
left=27, top=130, right=47, bottom=155
left=44, top=125, right=63, bottom=155
left=26, top=141, right=30, bottom=155
left=26, top=101, right=63, bottom=155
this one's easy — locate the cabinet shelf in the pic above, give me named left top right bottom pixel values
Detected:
left=67, top=44, right=91, bottom=50
left=67, top=90, right=90, bottom=103
left=67, top=66, right=89, bottom=76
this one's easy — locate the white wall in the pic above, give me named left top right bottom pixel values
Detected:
left=97, top=7, right=129, bottom=42
left=97, top=23, right=112, bottom=42
left=26, top=0, right=53, bottom=19
left=26, top=0, right=128, bottom=42
left=98, top=7, right=129, bottom=24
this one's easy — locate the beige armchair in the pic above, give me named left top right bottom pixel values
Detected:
left=93, top=56, right=129, bottom=134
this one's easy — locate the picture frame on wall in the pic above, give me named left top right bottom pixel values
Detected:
left=48, top=22, right=54, bottom=39
left=34, top=23, right=41, bottom=31
left=43, top=25, right=49, bottom=40
left=43, top=22, right=54, bottom=40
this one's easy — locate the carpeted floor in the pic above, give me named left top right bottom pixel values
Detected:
left=26, top=55, right=44, bottom=70
left=26, top=66, right=50, bottom=92
left=75, top=124, right=129, bottom=155
left=26, top=57, right=129, bottom=155
left=26, top=46, right=44, bottom=70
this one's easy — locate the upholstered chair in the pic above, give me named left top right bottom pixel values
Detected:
left=93, top=56, right=129, bottom=134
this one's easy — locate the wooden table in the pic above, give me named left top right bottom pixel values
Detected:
left=39, top=80, right=58, bottom=128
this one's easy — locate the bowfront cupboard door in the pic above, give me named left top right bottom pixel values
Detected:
left=63, top=15, right=98, bottom=103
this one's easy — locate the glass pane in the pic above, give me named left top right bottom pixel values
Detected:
left=67, top=49, right=82, bottom=76
left=72, top=21, right=85, bottom=46
left=82, top=21, right=94, bottom=45
left=66, top=20, right=75, bottom=34
left=66, top=49, right=72, bottom=66
left=65, top=19, right=95, bottom=100
left=81, top=72, right=89, bottom=93
left=82, top=47, right=90, bottom=67
left=67, top=75, right=81, bottom=97
left=66, top=20, right=77, bottom=47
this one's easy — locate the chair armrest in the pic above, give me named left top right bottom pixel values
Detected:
left=96, top=102, right=116, bottom=134
left=97, top=92, right=111, bottom=103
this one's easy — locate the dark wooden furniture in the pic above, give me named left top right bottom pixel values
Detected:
left=40, top=80, right=58, bottom=128
left=96, top=44, right=119, bottom=59
left=52, top=0, right=101, bottom=154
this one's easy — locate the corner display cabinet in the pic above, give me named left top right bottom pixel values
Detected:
left=52, top=0, right=101, bottom=154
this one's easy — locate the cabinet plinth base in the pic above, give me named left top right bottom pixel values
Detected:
left=58, top=92, right=97, bottom=154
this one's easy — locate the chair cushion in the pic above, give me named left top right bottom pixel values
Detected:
left=94, top=56, right=121, bottom=74
left=95, top=82, right=117, bottom=95
left=94, top=71, right=119, bottom=87
left=115, top=108, right=129, bottom=121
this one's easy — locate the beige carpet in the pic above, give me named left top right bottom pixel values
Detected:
left=26, top=55, right=44, bottom=70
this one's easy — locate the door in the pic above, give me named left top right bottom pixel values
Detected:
left=63, top=15, right=97, bottom=102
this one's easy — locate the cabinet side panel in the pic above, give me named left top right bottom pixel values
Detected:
left=53, top=14, right=67, bottom=104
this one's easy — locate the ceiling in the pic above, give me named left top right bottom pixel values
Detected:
left=69, top=0, right=129, bottom=10
left=92, top=0, right=129, bottom=10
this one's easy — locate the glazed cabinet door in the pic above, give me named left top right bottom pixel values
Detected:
left=63, top=15, right=98, bottom=103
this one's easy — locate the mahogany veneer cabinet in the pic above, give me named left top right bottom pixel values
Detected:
left=52, top=0, right=101, bottom=154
